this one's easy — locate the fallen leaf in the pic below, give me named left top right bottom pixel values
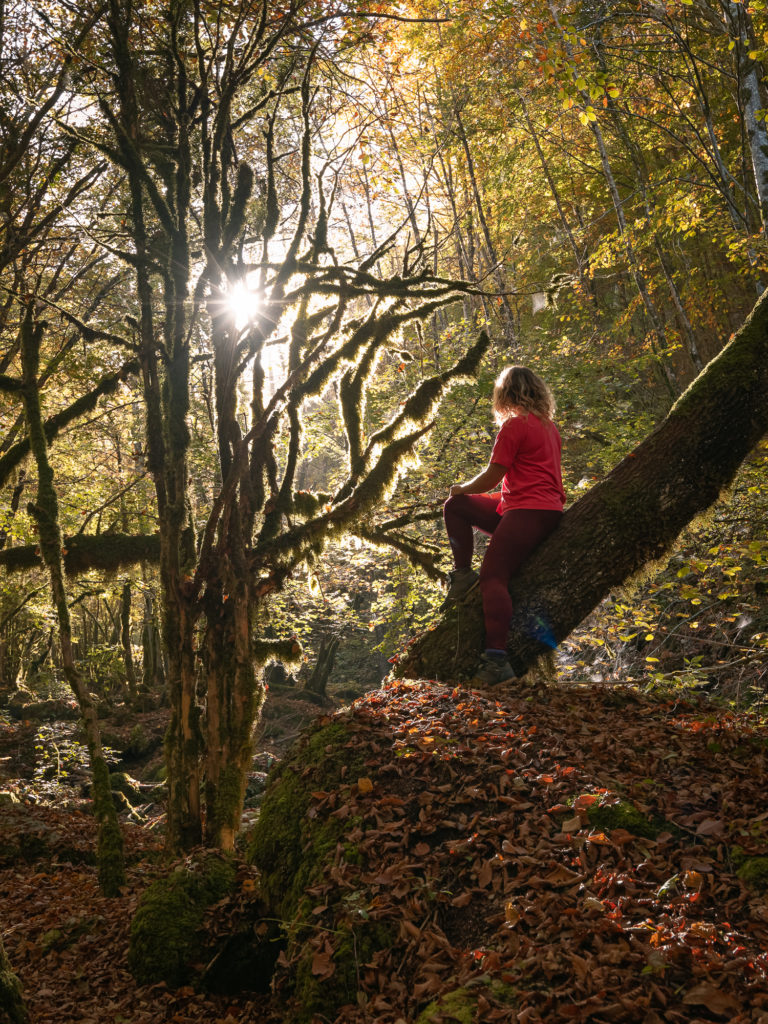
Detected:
left=504, top=900, right=520, bottom=926
left=682, top=982, right=738, bottom=1017
left=311, top=949, right=335, bottom=978
left=477, top=859, right=493, bottom=887
left=696, top=818, right=725, bottom=836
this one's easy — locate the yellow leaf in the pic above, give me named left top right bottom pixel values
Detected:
left=357, top=776, right=374, bottom=795
left=504, top=901, right=520, bottom=926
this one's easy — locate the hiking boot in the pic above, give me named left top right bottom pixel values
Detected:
left=441, top=568, right=479, bottom=608
left=471, top=651, right=516, bottom=687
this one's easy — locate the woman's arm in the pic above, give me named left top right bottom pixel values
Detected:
left=449, top=462, right=506, bottom=497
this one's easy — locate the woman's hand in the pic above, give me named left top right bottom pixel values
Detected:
left=448, top=464, right=506, bottom=499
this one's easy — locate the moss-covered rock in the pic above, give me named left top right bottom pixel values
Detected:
left=292, top=919, right=395, bottom=1023
left=245, top=714, right=388, bottom=1021
left=127, top=851, right=237, bottom=987
left=0, top=936, right=26, bottom=1024
left=737, top=855, right=768, bottom=892
left=587, top=797, right=659, bottom=839
left=247, top=717, right=366, bottom=918
left=414, top=979, right=517, bottom=1023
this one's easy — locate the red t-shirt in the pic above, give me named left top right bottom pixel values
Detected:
left=490, top=413, right=566, bottom=513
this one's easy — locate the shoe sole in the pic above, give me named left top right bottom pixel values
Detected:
left=439, top=578, right=480, bottom=612
left=472, top=674, right=516, bottom=688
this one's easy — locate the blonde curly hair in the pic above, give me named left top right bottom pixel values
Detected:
left=492, top=365, right=556, bottom=425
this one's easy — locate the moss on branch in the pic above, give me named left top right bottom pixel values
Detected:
left=0, top=532, right=161, bottom=575
left=0, top=359, right=140, bottom=488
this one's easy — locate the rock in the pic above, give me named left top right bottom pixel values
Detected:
left=127, top=851, right=237, bottom=987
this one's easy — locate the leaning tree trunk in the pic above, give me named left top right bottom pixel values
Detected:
left=400, top=287, right=768, bottom=681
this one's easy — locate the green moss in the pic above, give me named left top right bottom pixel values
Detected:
left=0, top=942, right=26, bottom=1024
left=737, top=856, right=768, bottom=891
left=127, top=852, right=237, bottom=987
left=40, top=916, right=99, bottom=954
left=292, top=920, right=395, bottom=1024
left=110, top=771, right=142, bottom=802
left=415, top=980, right=516, bottom=1024
left=246, top=719, right=365, bottom=918
left=205, top=764, right=244, bottom=847
left=246, top=716, right=389, bottom=1022
left=587, top=798, right=659, bottom=839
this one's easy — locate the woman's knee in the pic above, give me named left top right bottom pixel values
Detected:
left=444, top=493, right=468, bottom=515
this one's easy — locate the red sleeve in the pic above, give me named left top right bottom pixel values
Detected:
left=490, top=417, right=524, bottom=468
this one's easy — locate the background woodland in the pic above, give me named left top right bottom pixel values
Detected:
left=0, top=0, right=766, bottom=865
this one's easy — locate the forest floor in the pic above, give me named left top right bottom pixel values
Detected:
left=2, top=674, right=768, bottom=1023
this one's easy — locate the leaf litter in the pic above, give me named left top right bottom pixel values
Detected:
left=1, top=677, right=768, bottom=1023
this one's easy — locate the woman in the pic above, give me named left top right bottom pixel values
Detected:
left=443, top=366, right=565, bottom=686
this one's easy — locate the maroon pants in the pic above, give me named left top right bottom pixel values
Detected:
left=443, top=493, right=562, bottom=650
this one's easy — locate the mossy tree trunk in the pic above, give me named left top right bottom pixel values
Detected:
left=19, top=305, right=126, bottom=895
left=0, top=934, right=26, bottom=1024
left=400, top=285, right=768, bottom=681
left=202, top=582, right=263, bottom=850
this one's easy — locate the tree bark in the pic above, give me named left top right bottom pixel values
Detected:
left=0, top=934, right=26, bottom=1024
left=399, top=287, right=768, bottom=682
left=303, top=634, right=339, bottom=700
left=724, top=0, right=768, bottom=232
left=19, top=306, right=125, bottom=895
left=120, top=582, right=137, bottom=697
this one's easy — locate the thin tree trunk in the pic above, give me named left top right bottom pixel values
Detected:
left=120, top=581, right=137, bottom=697
left=0, top=469, right=25, bottom=550
left=548, top=1, right=677, bottom=395
left=516, top=90, right=595, bottom=302
left=424, top=92, right=477, bottom=332
left=452, top=105, right=518, bottom=348
left=724, top=0, right=768, bottom=231
left=303, top=634, right=339, bottom=699
left=19, top=306, right=125, bottom=895
left=591, top=33, right=704, bottom=374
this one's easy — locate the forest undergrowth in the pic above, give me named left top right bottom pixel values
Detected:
left=1, top=674, right=768, bottom=1023
left=560, top=444, right=768, bottom=707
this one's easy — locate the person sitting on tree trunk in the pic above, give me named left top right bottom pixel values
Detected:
left=443, top=365, right=565, bottom=686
